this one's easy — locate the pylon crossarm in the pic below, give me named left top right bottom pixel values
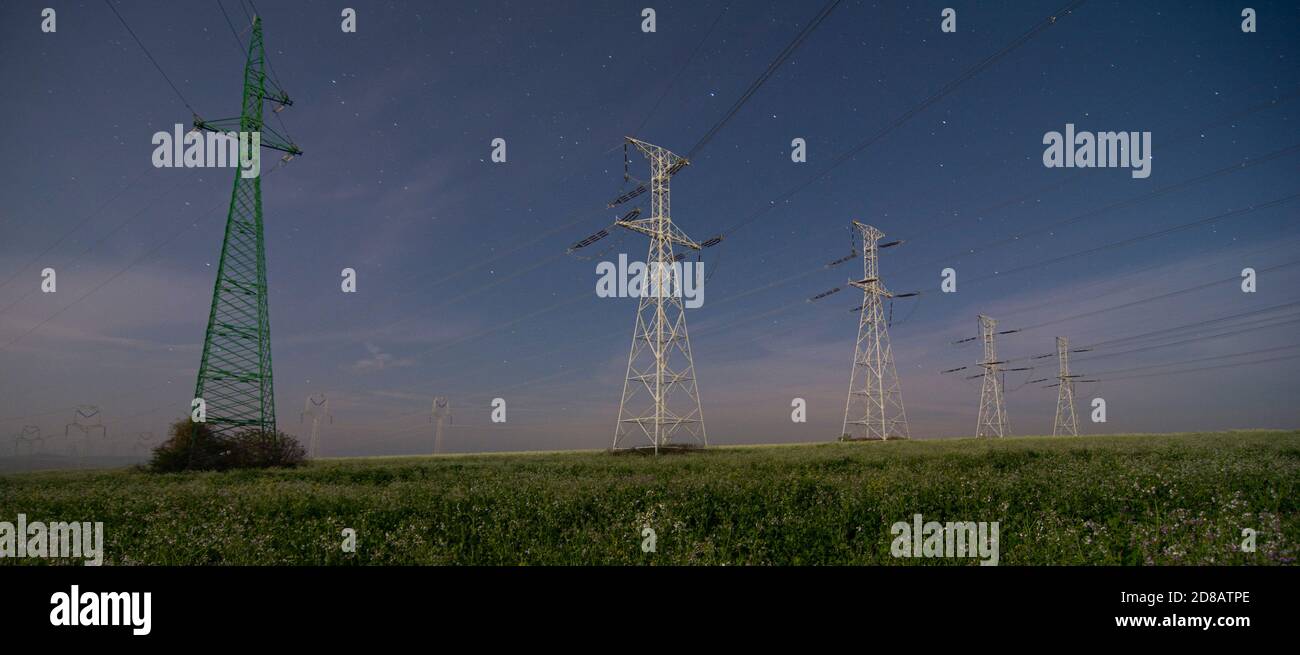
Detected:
left=261, top=83, right=293, bottom=109
left=849, top=278, right=892, bottom=296
left=193, top=117, right=303, bottom=155
left=616, top=219, right=702, bottom=250
left=627, top=136, right=687, bottom=163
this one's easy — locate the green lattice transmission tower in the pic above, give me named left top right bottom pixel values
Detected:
left=192, top=16, right=301, bottom=439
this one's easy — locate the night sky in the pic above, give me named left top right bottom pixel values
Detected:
left=1, top=0, right=1297, bottom=457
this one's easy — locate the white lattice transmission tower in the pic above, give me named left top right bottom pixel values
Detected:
left=613, top=137, right=706, bottom=453
left=1052, top=336, right=1080, bottom=436
left=975, top=315, right=1009, bottom=438
left=841, top=222, right=909, bottom=441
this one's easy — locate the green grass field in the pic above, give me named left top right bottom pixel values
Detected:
left=1, top=430, right=1296, bottom=565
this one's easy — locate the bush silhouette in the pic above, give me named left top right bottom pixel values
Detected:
left=150, top=418, right=305, bottom=472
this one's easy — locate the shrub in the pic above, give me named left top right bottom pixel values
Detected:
left=149, top=419, right=305, bottom=472
left=227, top=429, right=307, bottom=469
left=149, top=419, right=229, bottom=472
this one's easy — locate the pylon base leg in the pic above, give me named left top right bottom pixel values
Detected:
left=609, top=443, right=706, bottom=456
left=838, top=434, right=906, bottom=442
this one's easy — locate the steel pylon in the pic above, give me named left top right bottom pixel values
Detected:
left=431, top=397, right=451, bottom=454
left=613, top=137, right=706, bottom=453
left=301, top=393, right=332, bottom=458
left=841, top=222, right=909, bottom=440
left=192, top=16, right=300, bottom=440
left=1052, top=336, right=1079, bottom=436
left=975, top=314, right=1008, bottom=438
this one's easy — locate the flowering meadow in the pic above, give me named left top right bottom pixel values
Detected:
left=1, top=430, right=1295, bottom=565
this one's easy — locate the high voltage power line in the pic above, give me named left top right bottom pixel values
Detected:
left=0, top=164, right=289, bottom=352
left=317, top=296, right=1300, bottom=428
left=959, top=191, right=1300, bottom=286
left=0, top=3, right=271, bottom=320
left=698, top=139, right=1299, bottom=324
left=1, top=3, right=301, bottom=359
left=1070, top=317, right=1300, bottom=365
left=364, top=245, right=1300, bottom=439
left=1082, top=343, right=1300, bottom=380
left=996, top=230, right=1300, bottom=320
left=256, top=0, right=846, bottom=371
left=6, top=0, right=1123, bottom=349
left=32, top=142, right=1279, bottom=361
left=997, top=313, right=1300, bottom=385
left=716, top=251, right=1300, bottom=368
left=707, top=83, right=1299, bottom=300
left=0, top=166, right=157, bottom=296
left=49, top=197, right=1285, bottom=434
left=691, top=193, right=1299, bottom=346
left=998, top=301, right=1300, bottom=366
left=1095, top=352, right=1300, bottom=383
left=34, top=259, right=1290, bottom=443
left=9, top=3, right=1295, bottom=447
left=1012, top=259, right=1300, bottom=333
left=1080, top=304, right=1300, bottom=351
left=0, top=174, right=199, bottom=318
left=2, top=0, right=1248, bottom=361
left=216, top=0, right=250, bottom=56
left=393, top=241, right=1300, bottom=417
left=630, top=1, right=733, bottom=138
left=231, top=0, right=794, bottom=365
left=335, top=0, right=806, bottom=324
left=905, top=85, right=1300, bottom=243
left=102, top=0, right=198, bottom=115
left=686, top=0, right=842, bottom=160
left=0, top=378, right=179, bottom=425
left=15, top=72, right=1279, bottom=343
left=719, top=0, right=1088, bottom=238
left=894, top=142, right=1300, bottom=278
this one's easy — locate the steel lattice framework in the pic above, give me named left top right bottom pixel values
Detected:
left=841, top=222, right=909, bottom=440
left=613, top=138, right=706, bottom=453
left=1053, top=336, right=1080, bottom=436
left=192, top=16, right=300, bottom=440
left=975, top=314, right=1009, bottom=438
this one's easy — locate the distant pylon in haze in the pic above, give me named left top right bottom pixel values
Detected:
left=841, top=222, right=909, bottom=441
left=975, top=315, right=1009, bottom=438
left=301, top=393, right=332, bottom=458
left=613, top=137, right=706, bottom=454
left=1052, top=336, right=1080, bottom=436
left=65, top=405, right=107, bottom=462
left=13, top=425, right=42, bottom=456
left=431, top=397, right=452, bottom=454
left=136, top=431, right=157, bottom=455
